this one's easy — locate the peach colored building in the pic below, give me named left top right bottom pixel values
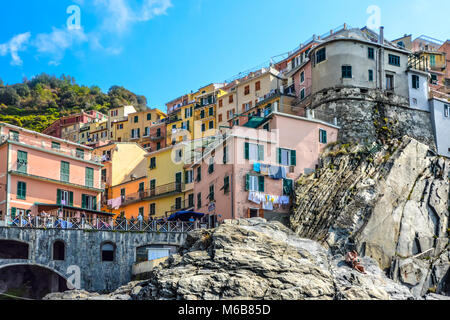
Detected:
left=188, top=113, right=339, bottom=224
left=0, top=123, right=109, bottom=224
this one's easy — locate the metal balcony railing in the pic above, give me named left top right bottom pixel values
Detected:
left=3, top=216, right=209, bottom=233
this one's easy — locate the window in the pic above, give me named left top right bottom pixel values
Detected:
left=139, top=182, right=145, bottom=193
left=342, top=65, right=352, bottom=78
left=368, top=47, right=374, bottom=59
left=52, top=142, right=61, bottom=150
left=209, top=121, right=214, bottom=130
left=202, top=124, right=206, bottom=132
left=156, top=142, right=161, bottom=150
left=218, top=99, right=223, bottom=108
left=131, top=128, right=140, bottom=139
left=57, top=189, right=73, bottom=206
left=120, top=188, right=126, bottom=201
left=197, top=193, right=202, bottom=209
left=76, top=148, right=84, bottom=159
left=208, top=157, right=214, bottom=174
left=150, top=203, right=156, bottom=216
left=246, top=175, right=264, bottom=192
left=17, top=150, right=28, bottom=174
left=319, top=129, right=328, bottom=144
left=209, top=107, right=214, bottom=116
left=283, top=179, right=293, bottom=196
left=244, top=142, right=264, bottom=161
left=60, top=161, right=70, bottom=182
left=300, top=71, right=305, bottom=83
left=397, top=41, right=405, bottom=48
left=255, top=81, right=261, bottom=91
left=430, top=74, right=438, bottom=84
left=101, top=242, right=115, bottom=262
left=147, top=113, right=152, bottom=121
left=444, top=104, right=449, bottom=117
left=144, top=127, right=150, bottom=136
left=316, top=48, right=326, bottom=64
left=244, top=85, right=250, bottom=95
left=369, top=70, right=374, bottom=82
left=10, top=130, right=20, bottom=142
left=17, top=181, right=26, bottom=200
left=185, top=170, right=194, bottom=184
left=53, top=241, right=65, bottom=261
left=139, top=207, right=144, bottom=217
left=243, top=102, right=252, bottom=112
left=188, top=194, right=194, bottom=207
left=196, top=166, right=202, bottom=182
left=229, top=95, right=234, bottom=103
left=218, top=114, right=223, bottom=122
left=175, top=197, right=182, bottom=210
left=85, top=167, right=94, bottom=187
left=300, top=88, right=305, bottom=100
left=223, top=145, right=229, bottom=164
left=156, top=128, right=161, bottom=137
left=278, top=148, right=297, bottom=166
left=208, top=185, right=215, bottom=201
left=223, top=176, right=230, bottom=193
left=101, top=169, right=107, bottom=182
left=134, top=116, right=139, bottom=123
left=150, top=157, right=156, bottom=169
left=82, top=194, right=97, bottom=210
left=386, top=74, right=394, bottom=90
left=388, top=54, right=400, bottom=66
left=430, top=54, right=436, bottom=67
left=412, top=75, right=420, bottom=89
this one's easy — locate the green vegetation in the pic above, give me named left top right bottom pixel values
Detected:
left=0, top=74, right=148, bottom=132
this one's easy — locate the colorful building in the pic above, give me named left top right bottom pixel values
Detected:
left=189, top=112, right=339, bottom=224
left=93, top=142, right=149, bottom=219
left=127, top=108, right=166, bottom=151
left=43, top=110, right=107, bottom=139
left=0, top=123, right=109, bottom=224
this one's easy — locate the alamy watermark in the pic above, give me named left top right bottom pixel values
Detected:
left=67, top=4, right=81, bottom=30
left=366, top=5, right=381, bottom=31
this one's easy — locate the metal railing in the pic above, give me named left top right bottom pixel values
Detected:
left=169, top=199, right=195, bottom=212
left=3, top=216, right=208, bottom=233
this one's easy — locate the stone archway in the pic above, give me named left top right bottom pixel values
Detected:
left=0, top=239, right=29, bottom=260
left=0, top=264, right=69, bottom=300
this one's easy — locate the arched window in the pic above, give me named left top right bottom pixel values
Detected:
left=53, top=241, right=65, bottom=261
left=101, top=242, right=115, bottom=262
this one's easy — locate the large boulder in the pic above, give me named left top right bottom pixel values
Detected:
left=290, top=136, right=449, bottom=297
left=45, top=219, right=413, bottom=300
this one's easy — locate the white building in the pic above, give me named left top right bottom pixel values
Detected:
left=429, top=97, right=450, bottom=158
left=407, top=69, right=430, bottom=111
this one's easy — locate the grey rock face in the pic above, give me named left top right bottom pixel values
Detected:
left=290, top=136, right=449, bottom=297
left=45, top=219, right=414, bottom=300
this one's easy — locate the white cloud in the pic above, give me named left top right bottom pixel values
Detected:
left=0, top=32, right=31, bottom=66
left=34, top=27, right=88, bottom=65
left=94, top=0, right=173, bottom=33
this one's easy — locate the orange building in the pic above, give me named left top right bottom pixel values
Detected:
left=0, top=123, right=110, bottom=224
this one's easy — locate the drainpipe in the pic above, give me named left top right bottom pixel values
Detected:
left=378, top=27, right=385, bottom=90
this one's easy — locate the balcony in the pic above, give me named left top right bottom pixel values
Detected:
left=150, top=134, right=165, bottom=141
left=195, top=112, right=216, bottom=121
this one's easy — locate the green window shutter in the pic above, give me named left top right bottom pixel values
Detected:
left=69, top=192, right=74, bottom=207
left=86, top=167, right=94, bottom=187
left=17, top=151, right=28, bottom=173
left=258, top=176, right=265, bottom=192
left=93, top=197, right=97, bottom=211
left=185, top=171, right=189, bottom=184
left=258, top=145, right=264, bottom=161
left=244, top=142, right=250, bottom=160
left=11, top=207, right=16, bottom=219
left=57, top=189, right=61, bottom=205
left=290, top=150, right=297, bottom=166
left=61, top=162, right=70, bottom=182
left=245, top=174, right=250, bottom=191
left=278, top=148, right=282, bottom=164
left=17, top=182, right=26, bottom=200
left=81, top=194, right=86, bottom=209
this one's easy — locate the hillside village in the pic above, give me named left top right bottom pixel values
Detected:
left=0, top=23, right=449, bottom=232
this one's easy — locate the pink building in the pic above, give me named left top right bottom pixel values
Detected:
left=190, top=113, right=338, bottom=224
left=43, top=110, right=107, bottom=138
left=0, top=123, right=110, bottom=224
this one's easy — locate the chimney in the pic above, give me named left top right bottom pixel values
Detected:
left=379, top=26, right=384, bottom=44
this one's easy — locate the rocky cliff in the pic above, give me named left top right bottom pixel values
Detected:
left=45, top=218, right=420, bottom=300
left=290, top=136, right=449, bottom=297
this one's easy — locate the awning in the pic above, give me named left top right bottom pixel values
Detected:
left=167, top=211, right=205, bottom=222
left=243, top=117, right=267, bottom=128
left=35, top=203, right=114, bottom=217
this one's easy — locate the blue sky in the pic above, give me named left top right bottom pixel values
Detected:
left=1, top=0, right=449, bottom=111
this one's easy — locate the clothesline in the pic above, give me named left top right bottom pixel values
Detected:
left=248, top=191, right=290, bottom=211
left=253, top=163, right=287, bottom=180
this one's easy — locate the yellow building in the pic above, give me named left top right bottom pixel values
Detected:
left=127, top=108, right=166, bottom=149
left=192, top=83, right=225, bottom=141
left=93, top=142, right=150, bottom=219
left=145, top=145, right=194, bottom=218
left=108, top=105, right=138, bottom=139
